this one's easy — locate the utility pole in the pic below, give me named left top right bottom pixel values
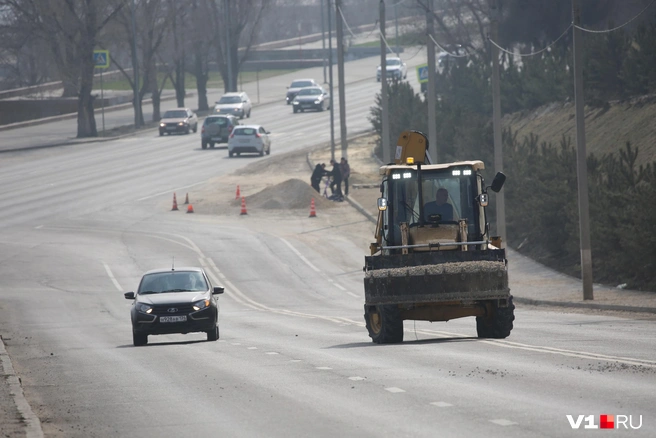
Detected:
left=335, top=0, right=347, bottom=159
left=490, top=0, right=505, bottom=245
left=572, top=0, right=594, bottom=300
left=130, top=0, right=142, bottom=127
left=394, top=2, right=399, bottom=57
left=321, top=0, right=327, bottom=84
left=426, top=0, right=437, bottom=163
left=380, top=0, right=390, bottom=164
left=225, top=0, right=233, bottom=92
left=328, top=0, right=335, bottom=161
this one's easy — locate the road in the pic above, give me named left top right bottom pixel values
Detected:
left=1, top=49, right=655, bottom=438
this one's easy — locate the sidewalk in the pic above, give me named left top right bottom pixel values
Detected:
left=308, top=137, right=656, bottom=316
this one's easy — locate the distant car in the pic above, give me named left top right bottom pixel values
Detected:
left=438, top=45, right=464, bottom=67
left=124, top=267, right=224, bottom=346
left=159, top=108, right=198, bottom=136
left=376, top=57, right=407, bottom=82
left=201, top=114, right=240, bottom=149
left=227, top=125, right=271, bottom=157
left=214, top=92, right=252, bottom=119
left=292, top=87, right=331, bottom=113
left=286, top=79, right=319, bottom=104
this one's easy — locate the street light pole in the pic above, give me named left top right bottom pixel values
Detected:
left=327, top=0, right=335, bottom=161
left=335, top=0, right=347, bottom=159
left=321, top=0, right=327, bottom=84
left=380, top=0, right=390, bottom=164
left=131, top=0, right=141, bottom=127
left=225, top=0, right=233, bottom=92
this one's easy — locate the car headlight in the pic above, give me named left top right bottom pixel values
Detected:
left=178, top=122, right=185, bottom=126
left=293, top=101, right=299, bottom=105
left=314, top=100, right=321, bottom=104
left=193, top=299, right=210, bottom=311
left=136, top=303, right=153, bottom=314
left=159, top=123, right=165, bottom=127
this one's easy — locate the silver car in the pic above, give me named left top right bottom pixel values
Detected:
left=286, top=79, right=319, bottom=104
left=214, top=92, right=252, bottom=119
left=227, top=125, right=271, bottom=157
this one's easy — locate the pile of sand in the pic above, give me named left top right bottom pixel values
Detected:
left=230, top=178, right=338, bottom=210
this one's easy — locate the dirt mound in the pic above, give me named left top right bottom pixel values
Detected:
left=231, top=178, right=337, bottom=210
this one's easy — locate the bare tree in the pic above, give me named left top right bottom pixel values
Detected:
left=107, top=0, right=174, bottom=125
left=1, top=0, right=123, bottom=137
left=208, top=0, right=270, bottom=93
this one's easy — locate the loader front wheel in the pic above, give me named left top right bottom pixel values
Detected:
left=364, top=305, right=403, bottom=344
left=476, top=296, right=515, bottom=339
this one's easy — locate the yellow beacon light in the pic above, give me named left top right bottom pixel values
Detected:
left=406, top=157, right=415, bottom=165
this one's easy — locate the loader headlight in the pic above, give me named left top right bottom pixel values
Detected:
left=478, top=193, right=489, bottom=207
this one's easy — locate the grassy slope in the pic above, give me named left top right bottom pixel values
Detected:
left=502, top=95, right=656, bottom=163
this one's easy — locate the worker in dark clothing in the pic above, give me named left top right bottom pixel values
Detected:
left=340, top=157, right=350, bottom=196
left=328, top=159, right=343, bottom=201
left=310, top=163, right=327, bottom=193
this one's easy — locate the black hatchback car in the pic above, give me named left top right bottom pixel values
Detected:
left=124, top=267, right=224, bottom=346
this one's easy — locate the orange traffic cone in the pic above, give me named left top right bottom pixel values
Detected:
left=235, top=185, right=241, bottom=199
left=171, top=193, right=178, bottom=211
left=184, top=193, right=189, bottom=204
left=240, top=196, right=248, bottom=215
left=309, top=198, right=317, bottom=218
left=187, top=204, right=194, bottom=213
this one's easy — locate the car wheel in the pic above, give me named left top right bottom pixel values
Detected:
left=293, top=107, right=297, bottom=113
left=259, top=148, right=264, bottom=157
left=247, top=110, right=251, bottom=118
left=266, top=146, right=270, bottom=155
left=210, top=142, right=215, bottom=148
left=207, top=325, right=219, bottom=342
left=193, top=124, right=198, bottom=133
left=159, top=131, right=163, bottom=136
left=185, top=126, right=190, bottom=135
left=202, top=142, right=207, bottom=149
left=133, top=332, right=148, bottom=346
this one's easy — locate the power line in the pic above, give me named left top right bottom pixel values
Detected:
left=488, top=24, right=573, bottom=58
left=337, top=5, right=357, bottom=39
left=575, top=0, right=655, bottom=34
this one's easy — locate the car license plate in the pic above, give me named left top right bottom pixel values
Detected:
left=166, top=126, right=176, bottom=130
left=211, top=137, right=222, bottom=141
left=239, top=139, right=250, bottom=143
left=160, top=315, right=187, bottom=323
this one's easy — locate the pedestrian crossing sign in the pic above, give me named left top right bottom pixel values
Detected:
left=93, top=50, right=110, bottom=69
left=416, top=64, right=428, bottom=83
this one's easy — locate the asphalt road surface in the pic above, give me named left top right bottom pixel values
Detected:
left=1, top=51, right=655, bottom=438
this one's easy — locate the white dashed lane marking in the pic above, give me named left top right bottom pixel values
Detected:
left=385, top=387, right=406, bottom=393
left=430, top=402, right=453, bottom=407
left=490, top=419, right=518, bottom=426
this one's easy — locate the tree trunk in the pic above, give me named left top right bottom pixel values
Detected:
left=77, top=46, right=97, bottom=138
left=150, top=58, right=161, bottom=121
left=175, top=59, right=185, bottom=108
left=195, top=50, right=208, bottom=111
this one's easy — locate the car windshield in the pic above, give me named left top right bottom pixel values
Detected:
left=298, top=88, right=322, bottom=96
left=386, top=59, right=401, bottom=66
left=138, top=271, right=208, bottom=294
left=163, top=110, right=187, bottom=118
left=218, top=96, right=241, bottom=104
left=205, top=117, right=228, bottom=126
left=234, top=128, right=257, bottom=136
left=291, top=81, right=314, bottom=88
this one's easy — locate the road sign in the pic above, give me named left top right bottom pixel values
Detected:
left=416, top=64, right=429, bottom=84
left=93, top=50, right=110, bottom=69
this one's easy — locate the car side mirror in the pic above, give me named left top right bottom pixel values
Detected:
left=124, top=292, right=135, bottom=300
left=213, top=286, right=225, bottom=295
left=489, top=172, right=506, bottom=193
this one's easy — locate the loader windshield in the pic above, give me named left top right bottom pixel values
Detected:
left=387, top=167, right=479, bottom=236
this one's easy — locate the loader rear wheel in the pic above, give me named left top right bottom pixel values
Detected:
left=364, top=305, right=403, bottom=344
left=476, top=296, right=515, bottom=339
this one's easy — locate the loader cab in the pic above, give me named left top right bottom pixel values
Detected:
left=378, top=161, right=491, bottom=253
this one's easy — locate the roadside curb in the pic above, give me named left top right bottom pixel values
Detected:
left=0, top=335, right=44, bottom=438
left=514, top=297, right=656, bottom=314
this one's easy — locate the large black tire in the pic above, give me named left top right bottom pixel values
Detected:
left=209, top=142, right=215, bottom=149
left=207, top=325, right=219, bottom=342
left=364, top=304, right=403, bottom=344
left=476, top=296, right=515, bottom=339
left=133, top=332, right=148, bottom=346
left=229, top=151, right=234, bottom=157
left=202, top=142, right=207, bottom=149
